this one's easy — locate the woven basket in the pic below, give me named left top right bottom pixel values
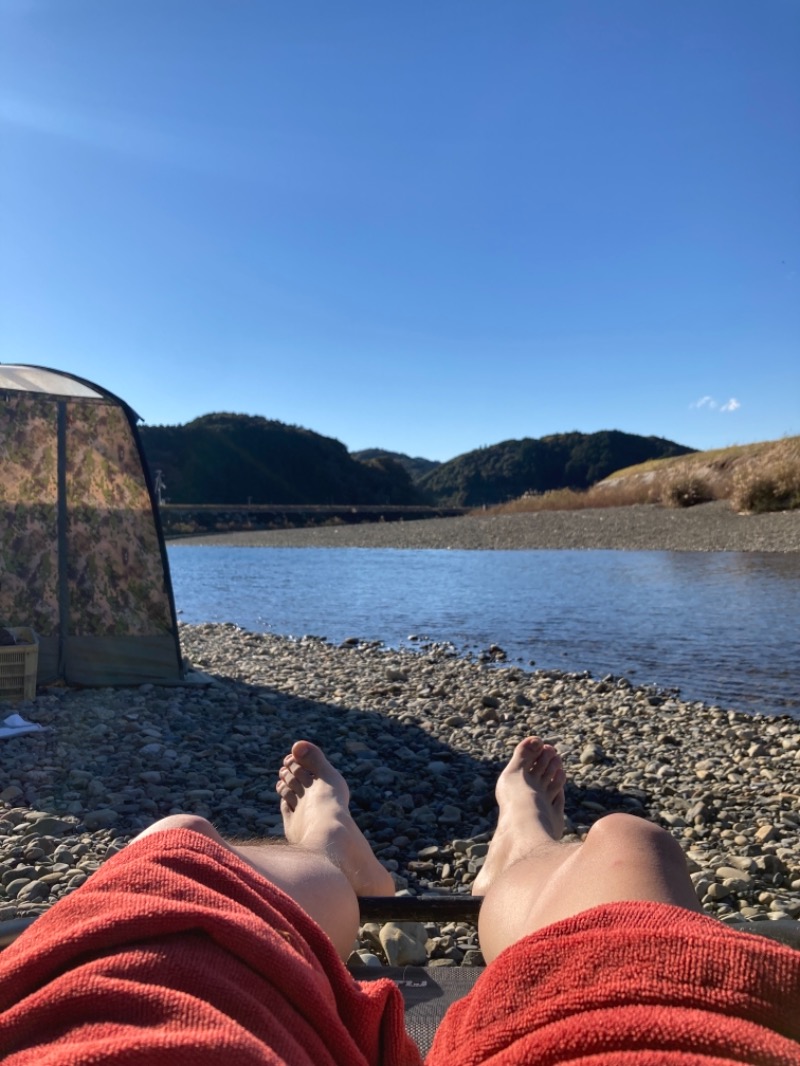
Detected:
left=0, top=627, right=39, bottom=703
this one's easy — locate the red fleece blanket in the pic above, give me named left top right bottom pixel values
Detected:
left=428, top=902, right=800, bottom=1065
left=0, top=830, right=798, bottom=1064
left=0, top=829, right=421, bottom=1065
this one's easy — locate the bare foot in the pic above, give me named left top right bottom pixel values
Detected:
left=472, top=736, right=566, bottom=896
left=276, top=740, right=394, bottom=897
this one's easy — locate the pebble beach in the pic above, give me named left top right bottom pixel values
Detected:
left=2, top=620, right=799, bottom=965
left=2, top=503, right=799, bottom=965
left=179, top=500, right=800, bottom=553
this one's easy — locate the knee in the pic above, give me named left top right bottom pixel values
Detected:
left=584, top=812, right=684, bottom=862
left=133, top=813, right=222, bottom=844
left=157, top=814, right=218, bottom=836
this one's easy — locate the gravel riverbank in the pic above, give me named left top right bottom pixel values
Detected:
left=176, top=501, right=800, bottom=553
left=1, top=623, right=798, bottom=966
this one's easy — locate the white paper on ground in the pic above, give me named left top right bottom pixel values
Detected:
left=0, top=714, right=45, bottom=740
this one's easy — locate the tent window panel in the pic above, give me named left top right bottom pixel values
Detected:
left=0, top=396, right=59, bottom=504
left=0, top=397, right=60, bottom=632
left=0, top=504, right=61, bottom=633
left=65, top=402, right=173, bottom=637
left=65, top=402, right=152, bottom=507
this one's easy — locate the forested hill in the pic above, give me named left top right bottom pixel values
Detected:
left=351, top=449, right=440, bottom=482
left=416, top=431, right=695, bottom=507
left=139, top=416, right=693, bottom=507
left=139, top=414, right=426, bottom=505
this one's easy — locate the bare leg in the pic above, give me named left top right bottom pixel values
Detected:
left=474, top=737, right=702, bottom=964
left=135, top=740, right=393, bottom=960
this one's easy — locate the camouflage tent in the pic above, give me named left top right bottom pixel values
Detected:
left=0, top=365, right=183, bottom=685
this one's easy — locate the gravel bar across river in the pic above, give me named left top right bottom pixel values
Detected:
left=176, top=500, right=800, bottom=553
left=1, top=623, right=798, bottom=966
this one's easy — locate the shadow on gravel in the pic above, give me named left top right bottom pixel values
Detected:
left=1, top=672, right=646, bottom=916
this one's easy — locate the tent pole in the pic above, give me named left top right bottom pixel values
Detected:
left=56, top=402, right=70, bottom=679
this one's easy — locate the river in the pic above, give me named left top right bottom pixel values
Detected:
left=167, top=546, right=800, bottom=719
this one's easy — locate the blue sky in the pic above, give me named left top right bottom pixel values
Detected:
left=1, top=1, right=798, bottom=462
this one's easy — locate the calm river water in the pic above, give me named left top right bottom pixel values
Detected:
left=167, top=546, right=800, bottom=720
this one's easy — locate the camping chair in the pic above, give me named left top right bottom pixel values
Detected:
left=356, top=896, right=800, bottom=1056
left=355, top=894, right=484, bottom=1057
left=2, top=899, right=799, bottom=1060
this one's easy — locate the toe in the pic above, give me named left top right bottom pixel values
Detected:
left=282, top=760, right=315, bottom=789
left=531, top=745, right=559, bottom=780
left=276, top=780, right=298, bottom=811
left=546, top=762, right=566, bottom=804
left=291, top=739, right=331, bottom=779
left=509, top=736, right=543, bottom=772
left=278, top=765, right=308, bottom=795
left=548, top=760, right=566, bottom=790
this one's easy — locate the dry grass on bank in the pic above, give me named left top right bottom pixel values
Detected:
left=489, top=436, right=800, bottom=516
left=493, top=483, right=652, bottom=514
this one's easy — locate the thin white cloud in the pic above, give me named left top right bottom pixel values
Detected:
left=690, top=395, right=741, bottom=413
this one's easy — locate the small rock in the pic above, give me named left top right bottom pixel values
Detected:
left=351, top=951, right=384, bottom=969
left=21, top=816, right=71, bottom=837
left=37, top=871, right=69, bottom=886
left=706, top=883, right=731, bottom=900
left=417, top=845, right=441, bottom=860
left=716, top=866, right=752, bottom=883
left=580, top=743, right=604, bottom=765
left=368, top=767, right=396, bottom=787
left=476, top=706, right=500, bottom=723
left=379, top=921, right=428, bottom=966
left=461, top=948, right=485, bottom=966
left=427, top=761, right=450, bottom=775
left=725, top=855, right=756, bottom=873
left=755, top=825, right=779, bottom=844
left=691, top=878, right=712, bottom=903
left=467, top=842, right=489, bottom=859
left=660, top=813, right=687, bottom=828
left=5, top=878, right=32, bottom=899
left=345, top=740, right=372, bottom=754
left=83, top=809, right=119, bottom=830
left=685, top=802, right=710, bottom=824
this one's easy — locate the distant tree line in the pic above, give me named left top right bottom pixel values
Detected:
left=418, top=431, right=694, bottom=506
left=139, top=415, right=693, bottom=508
left=139, top=414, right=426, bottom=506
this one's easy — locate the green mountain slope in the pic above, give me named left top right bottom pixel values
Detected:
left=351, top=448, right=440, bottom=483
left=417, top=431, right=695, bottom=507
left=139, top=414, right=425, bottom=505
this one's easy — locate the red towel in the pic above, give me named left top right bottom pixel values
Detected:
left=2, top=831, right=798, bottom=1065
left=0, top=828, right=421, bottom=1066
left=427, top=901, right=800, bottom=1065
